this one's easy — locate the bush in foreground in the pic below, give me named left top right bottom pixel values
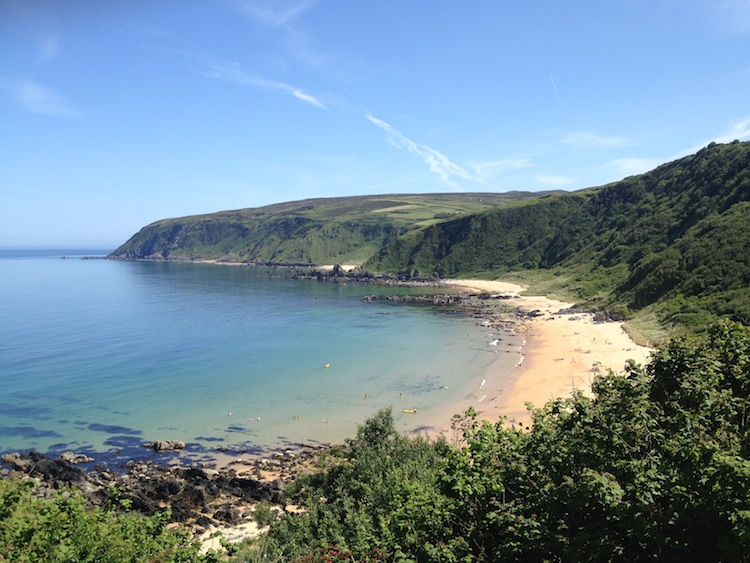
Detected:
left=4, top=321, right=750, bottom=562
left=0, top=478, right=216, bottom=563
left=248, top=321, right=750, bottom=561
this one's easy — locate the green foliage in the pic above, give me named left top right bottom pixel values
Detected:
left=252, top=502, right=278, bottom=527
left=367, top=193, right=593, bottom=277
left=109, top=192, right=552, bottom=266
left=255, top=322, right=750, bottom=561
left=367, top=140, right=750, bottom=334
left=435, top=321, right=750, bottom=561
left=253, top=408, right=460, bottom=561
left=622, top=201, right=750, bottom=328
left=111, top=141, right=750, bottom=335
left=0, top=478, right=215, bottom=563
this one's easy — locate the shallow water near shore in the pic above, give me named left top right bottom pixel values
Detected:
left=0, top=249, right=522, bottom=467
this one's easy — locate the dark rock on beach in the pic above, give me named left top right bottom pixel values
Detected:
left=2, top=451, right=88, bottom=488
left=1, top=445, right=327, bottom=534
left=59, top=451, right=95, bottom=464
left=143, top=440, right=186, bottom=452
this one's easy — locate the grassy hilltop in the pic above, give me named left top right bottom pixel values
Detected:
left=111, top=140, right=750, bottom=336
left=109, top=192, right=554, bottom=266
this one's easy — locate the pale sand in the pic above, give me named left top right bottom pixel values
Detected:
left=199, top=278, right=653, bottom=551
left=440, top=279, right=653, bottom=430
left=196, top=521, right=266, bottom=554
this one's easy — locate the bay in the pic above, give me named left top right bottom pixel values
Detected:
left=0, top=249, right=521, bottom=466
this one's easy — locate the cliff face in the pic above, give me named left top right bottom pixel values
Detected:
left=108, top=192, right=554, bottom=265
left=111, top=215, right=399, bottom=264
left=111, top=141, right=750, bottom=330
left=363, top=141, right=750, bottom=328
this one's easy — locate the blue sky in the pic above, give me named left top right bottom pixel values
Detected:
left=1, top=1, right=749, bottom=248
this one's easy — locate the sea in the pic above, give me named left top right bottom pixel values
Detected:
left=0, top=248, right=522, bottom=468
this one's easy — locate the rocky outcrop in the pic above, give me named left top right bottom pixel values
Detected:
left=59, top=451, right=95, bottom=464
left=143, top=440, right=186, bottom=452
left=2, top=451, right=88, bottom=488
left=1, top=446, right=326, bottom=535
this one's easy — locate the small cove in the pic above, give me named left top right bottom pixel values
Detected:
left=0, top=249, right=523, bottom=466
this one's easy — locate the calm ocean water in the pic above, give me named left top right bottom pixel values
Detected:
left=0, top=249, right=521, bottom=467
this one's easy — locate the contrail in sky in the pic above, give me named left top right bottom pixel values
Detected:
left=550, top=75, right=566, bottom=116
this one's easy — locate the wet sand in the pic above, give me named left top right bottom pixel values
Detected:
left=437, top=279, right=653, bottom=431
left=203, top=277, right=653, bottom=550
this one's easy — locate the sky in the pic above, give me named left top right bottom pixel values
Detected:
left=1, top=1, right=749, bottom=248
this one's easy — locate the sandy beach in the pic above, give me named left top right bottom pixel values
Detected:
left=440, top=279, right=653, bottom=430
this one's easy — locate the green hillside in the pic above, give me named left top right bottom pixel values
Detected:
left=111, top=140, right=750, bottom=335
left=366, top=140, right=750, bottom=332
left=109, top=192, right=553, bottom=265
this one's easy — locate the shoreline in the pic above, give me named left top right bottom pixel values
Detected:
left=1, top=268, right=652, bottom=463
left=436, top=279, right=652, bottom=431
left=1, top=271, right=655, bottom=551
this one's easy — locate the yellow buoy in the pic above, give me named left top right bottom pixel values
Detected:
left=324, top=363, right=330, bottom=368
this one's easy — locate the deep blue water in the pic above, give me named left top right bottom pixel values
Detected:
left=0, top=249, right=520, bottom=467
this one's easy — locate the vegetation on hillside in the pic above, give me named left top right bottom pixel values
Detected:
left=237, top=321, right=750, bottom=562
left=366, top=140, right=750, bottom=332
left=0, top=478, right=216, bottom=562
left=4, top=322, right=750, bottom=561
left=110, top=140, right=750, bottom=335
left=109, top=192, right=552, bottom=265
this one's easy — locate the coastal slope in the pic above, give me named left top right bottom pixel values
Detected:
left=111, top=140, right=750, bottom=335
left=108, top=192, right=554, bottom=265
left=367, top=140, right=750, bottom=332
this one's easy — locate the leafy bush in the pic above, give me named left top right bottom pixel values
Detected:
left=7, top=321, right=750, bottom=561
left=0, top=479, right=215, bottom=563
left=250, top=408, right=459, bottom=561
left=441, top=322, right=750, bottom=560
left=254, top=321, right=750, bottom=562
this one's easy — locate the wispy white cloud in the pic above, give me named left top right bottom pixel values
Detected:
left=713, top=116, right=750, bottom=143
left=201, top=61, right=326, bottom=108
left=236, top=0, right=316, bottom=28
left=534, top=174, right=575, bottom=188
left=469, top=157, right=532, bottom=181
left=675, top=116, right=750, bottom=159
left=607, top=117, right=750, bottom=181
left=1, top=77, right=83, bottom=119
left=562, top=130, right=631, bottom=149
left=366, top=114, right=478, bottom=190
left=233, top=0, right=325, bottom=67
left=606, top=157, right=662, bottom=178
left=292, top=89, right=325, bottom=108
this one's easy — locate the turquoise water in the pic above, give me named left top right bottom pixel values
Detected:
left=0, top=249, right=521, bottom=466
